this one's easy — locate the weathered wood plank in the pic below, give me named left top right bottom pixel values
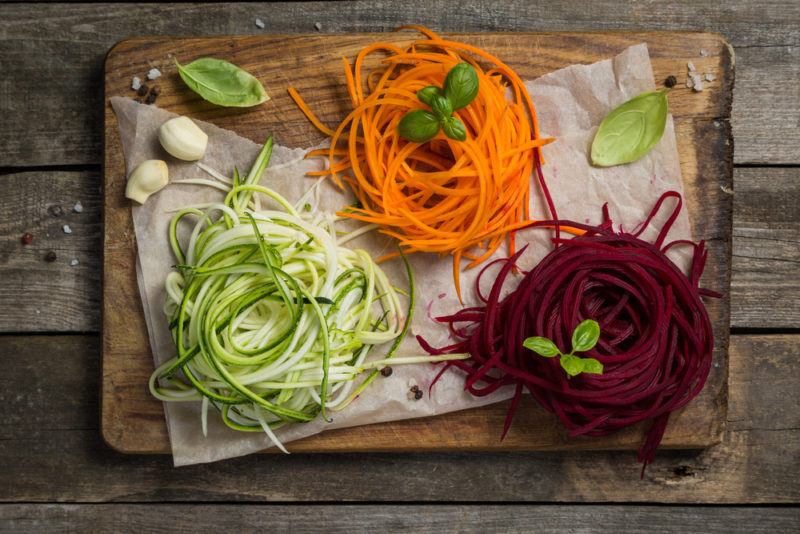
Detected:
left=0, top=166, right=792, bottom=333
left=0, top=334, right=796, bottom=503
left=0, top=171, right=101, bottom=332
left=0, top=504, right=797, bottom=533
left=0, top=335, right=99, bottom=440
left=731, top=167, right=800, bottom=328
left=1, top=0, right=798, bottom=46
left=0, top=2, right=797, bottom=166
left=732, top=46, right=800, bottom=165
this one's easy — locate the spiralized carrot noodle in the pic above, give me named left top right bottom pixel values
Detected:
left=289, top=25, right=562, bottom=300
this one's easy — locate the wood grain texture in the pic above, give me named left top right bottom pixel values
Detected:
left=2, top=0, right=798, bottom=46
left=0, top=171, right=102, bottom=332
left=0, top=2, right=797, bottom=166
left=732, top=45, right=800, bottom=165
left=1, top=167, right=793, bottom=332
left=100, top=33, right=732, bottom=455
left=731, top=167, right=800, bottom=329
left=1, top=334, right=796, bottom=503
left=1, top=504, right=798, bottom=533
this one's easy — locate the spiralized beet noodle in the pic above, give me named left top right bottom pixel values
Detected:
left=419, top=191, right=719, bottom=470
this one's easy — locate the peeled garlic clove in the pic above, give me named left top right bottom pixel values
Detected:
left=158, top=116, right=208, bottom=161
left=126, top=159, right=169, bottom=204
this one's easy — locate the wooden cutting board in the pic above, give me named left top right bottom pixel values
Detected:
left=102, top=32, right=733, bottom=454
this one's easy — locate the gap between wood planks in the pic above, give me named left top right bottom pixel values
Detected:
left=0, top=503, right=797, bottom=533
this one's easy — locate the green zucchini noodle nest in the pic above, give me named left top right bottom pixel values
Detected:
left=148, top=137, right=456, bottom=452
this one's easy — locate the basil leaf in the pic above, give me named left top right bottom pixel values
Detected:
left=176, top=58, right=269, bottom=108
left=523, top=336, right=560, bottom=357
left=590, top=90, right=668, bottom=167
left=581, top=358, right=604, bottom=375
left=417, top=86, right=443, bottom=107
left=444, top=63, right=479, bottom=110
left=560, top=354, right=585, bottom=377
left=398, top=109, right=440, bottom=143
left=571, top=319, right=600, bottom=353
left=442, top=117, right=467, bottom=141
left=429, top=94, right=454, bottom=121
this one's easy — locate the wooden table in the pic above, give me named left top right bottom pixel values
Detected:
left=0, top=2, right=797, bottom=531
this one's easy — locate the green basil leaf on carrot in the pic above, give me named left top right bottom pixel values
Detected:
left=398, top=109, right=441, bottom=143
left=442, top=117, right=467, bottom=141
left=444, top=62, right=479, bottom=110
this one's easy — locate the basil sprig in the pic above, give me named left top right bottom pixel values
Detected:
left=398, top=63, right=478, bottom=143
left=523, top=319, right=604, bottom=377
left=590, top=89, right=669, bottom=167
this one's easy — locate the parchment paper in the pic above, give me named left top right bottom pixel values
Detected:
left=111, top=43, right=690, bottom=466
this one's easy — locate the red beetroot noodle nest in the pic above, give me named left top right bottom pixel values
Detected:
left=418, top=191, right=720, bottom=470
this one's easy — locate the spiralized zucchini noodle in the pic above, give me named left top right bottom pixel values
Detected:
left=149, top=137, right=463, bottom=452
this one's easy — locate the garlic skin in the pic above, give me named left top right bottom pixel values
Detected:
left=158, top=116, right=208, bottom=161
left=126, top=159, right=169, bottom=204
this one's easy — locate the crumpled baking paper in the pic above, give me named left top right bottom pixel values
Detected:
left=110, top=43, right=690, bottom=466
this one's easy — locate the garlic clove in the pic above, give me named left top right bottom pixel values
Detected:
left=158, top=116, right=208, bottom=161
left=126, top=159, right=169, bottom=204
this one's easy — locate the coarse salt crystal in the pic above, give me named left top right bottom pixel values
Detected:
left=73, top=201, right=83, bottom=213
left=687, top=61, right=696, bottom=72
left=62, top=224, right=72, bottom=234
left=700, top=49, right=709, bottom=57
left=255, top=18, right=265, bottom=29
left=705, top=72, right=716, bottom=82
left=131, top=76, right=142, bottom=91
left=315, top=22, right=322, bottom=31
left=147, top=68, right=162, bottom=81
left=686, top=78, right=694, bottom=88
left=690, top=73, right=702, bottom=84
left=70, top=259, right=79, bottom=266
left=693, top=80, right=704, bottom=92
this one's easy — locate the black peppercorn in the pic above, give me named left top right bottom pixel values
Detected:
left=145, top=91, right=158, bottom=104
left=414, top=389, right=423, bottom=400
left=137, top=83, right=149, bottom=96
left=664, top=75, right=677, bottom=88
left=380, top=366, right=393, bottom=377
left=44, top=250, right=57, bottom=262
left=410, top=384, right=419, bottom=393
left=151, top=86, right=161, bottom=96
left=20, top=232, right=33, bottom=245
